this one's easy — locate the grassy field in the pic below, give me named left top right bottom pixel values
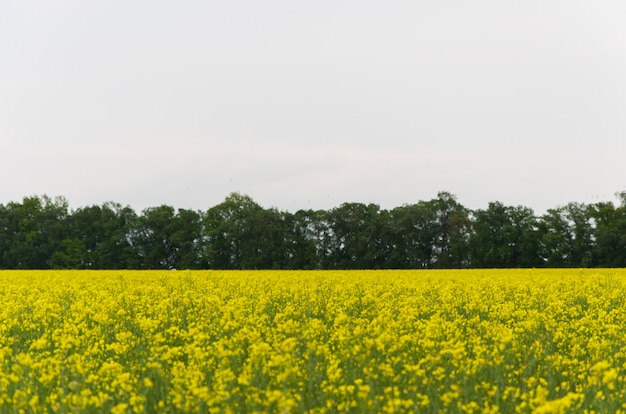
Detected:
left=0, top=269, right=625, bottom=413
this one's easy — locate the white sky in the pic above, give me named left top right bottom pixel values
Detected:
left=1, top=1, right=625, bottom=214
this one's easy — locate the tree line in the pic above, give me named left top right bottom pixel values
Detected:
left=0, top=191, right=625, bottom=270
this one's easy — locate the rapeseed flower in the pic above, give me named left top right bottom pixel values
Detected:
left=0, top=269, right=625, bottom=412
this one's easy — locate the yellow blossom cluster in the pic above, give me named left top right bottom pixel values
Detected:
left=0, top=269, right=626, bottom=413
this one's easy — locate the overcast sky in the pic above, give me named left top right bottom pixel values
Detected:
left=2, top=1, right=625, bottom=214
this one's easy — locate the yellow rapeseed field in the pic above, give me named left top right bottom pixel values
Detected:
left=0, top=269, right=625, bottom=413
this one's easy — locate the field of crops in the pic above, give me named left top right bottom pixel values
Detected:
left=1, top=269, right=625, bottom=413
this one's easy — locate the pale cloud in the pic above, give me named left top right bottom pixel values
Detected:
left=1, top=0, right=625, bottom=213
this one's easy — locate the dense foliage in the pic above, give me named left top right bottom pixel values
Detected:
left=0, top=192, right=625, bottom=269
left=2, top=269, right=626, bottom=412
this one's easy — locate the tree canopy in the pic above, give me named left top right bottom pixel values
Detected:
left=0, top=192, right=625, bottom=269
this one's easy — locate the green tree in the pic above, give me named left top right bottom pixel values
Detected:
left=54, top=202, right=139, bottom=269
left=247, top=207, right=289, bottom=269
left=170, top=208, right=206, bottom=269
left=590, top=193, right=626, bottom=267
left=324, top=203, right=390, bottom=269
left=427, top=192, right=472, bottom=268
left=204, top=193, right=259, bottom=269
left=388, top=192, right=471, bottom=268
left=540, top=203, right=593, bottom=267
left=469, top=202, right=542, bottom=268
left=389, top=202, right=438, bottom=268
left=281, top=210, right=324, bottom=269
left=135, top=205, right=178, bottom=269
left=51, top=238, right=88, bottom=269
left=0, top=195, right=69, bottom=269
left=204, top=193, right=287, bottom=269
